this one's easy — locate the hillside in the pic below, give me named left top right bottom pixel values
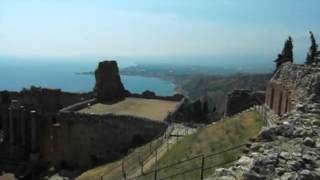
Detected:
left=180, top=74, right=271, bottom=113
left=121, top=64, right=271, bottom=114
left=137, top=110, right=263, bottom=180
left=84, top=64, right=271, bottom=114
left=76, top=110, right=262, bottom=180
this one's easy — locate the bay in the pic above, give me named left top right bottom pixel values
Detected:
left=0, top=57, right=174, bottom=96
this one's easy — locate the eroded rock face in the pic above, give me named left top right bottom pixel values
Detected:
left=207, top=106, right=320, bottom=180
left=95, top=61, right=126, bottom=102
left=272, top=63, right=320, bottom=103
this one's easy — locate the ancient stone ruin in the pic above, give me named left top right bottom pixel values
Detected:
left=225, top=89, right=265, bottom=116
left=209, top=63, right=320, bottom=180
left=95, top=60, right=126, bottom=102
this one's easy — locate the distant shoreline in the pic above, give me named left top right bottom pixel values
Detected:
left=119, top=73, right=183, bottom=96
left=76, top=71, right=179, bottom=96
left=0, top=72, right=175, bottom=96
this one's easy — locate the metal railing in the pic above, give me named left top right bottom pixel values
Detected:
left=94, top=106, right=268, bottom=180
left=126, top=144, right=246, bottom=180
left=94, top=124, right=191, bottom=180
left=252, top=105, right=279, bottom=127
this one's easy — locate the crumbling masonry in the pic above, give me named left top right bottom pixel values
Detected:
left=208, top=63, right=320, bottom=179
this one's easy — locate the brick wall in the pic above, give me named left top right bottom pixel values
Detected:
left=225, top=90, right=265, bottom=116
left=48, top=112, right=168, bottom=168
left=265, top=81, right=292, bottom=116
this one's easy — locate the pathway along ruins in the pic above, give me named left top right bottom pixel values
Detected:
left=128, top=124, right=198, bottom=179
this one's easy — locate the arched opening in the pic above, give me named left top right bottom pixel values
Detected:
left=285, top=95, right=289, bottom=113
left=278, top=91, right=283, bottom=115
left=270, top=88, right=275, bottom=109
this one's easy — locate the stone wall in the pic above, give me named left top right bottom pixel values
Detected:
left=49, top=94, right=187, bottom=168
left=20, top=87, right=61, bottom=114
left=265, top=81, right=292, bottom=115
left=225, top=90, right=265, bottom=116
left=0, top=88, right=95, bottom=168
left=50, top=111, right=167, bottom=168
left=265, top=63, right=320, bottom=115
left=273, top=63, right=320, bottom=100
left=128, top=91, right=184, bottom=102
left=209, top=63, right=320, bottom=180
left=59, top=92, right=94, bottom=108
left=59, top=99, right=97, bottom=112
left=165, top=97, right=188, bottom=122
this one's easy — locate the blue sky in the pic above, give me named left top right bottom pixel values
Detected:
left=0, top=0, right=319, bottom=61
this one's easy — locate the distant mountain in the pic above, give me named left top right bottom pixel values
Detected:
left=78, top=63, right=272, bottom=115
left=179, top=73, right=272, bottom=113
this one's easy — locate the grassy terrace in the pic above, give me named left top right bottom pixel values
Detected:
left=78, top=97, right=179, bottom=121
left=76, top=110, right=262, bottom=180
left=138, top=111, right=263, bottom=180
left=76, top=131, right=169, bottom=180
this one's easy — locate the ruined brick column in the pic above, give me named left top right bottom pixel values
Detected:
left=8, top=107, right=14, bottom=144
left=95, top=61, right=126, bottom=102
left=1, top=111, right=9, bottom=142
left=20, top=106, right=26, bottom=145
left=30, top=110, right=37, bottom=153
left=0, top=113, right=4, bottom=142
left=225, top=90, right=265, bottom=116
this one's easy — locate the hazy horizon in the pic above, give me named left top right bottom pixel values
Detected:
left=1, top=0, right=320, bottom=65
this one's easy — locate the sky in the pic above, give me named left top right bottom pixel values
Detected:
left=0, top=0, right=319, bottom=62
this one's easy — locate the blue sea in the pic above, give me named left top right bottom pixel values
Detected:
left=0, top=56, right=175, bottom=96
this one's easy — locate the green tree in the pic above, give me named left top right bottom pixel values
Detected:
left=274, top=54, right=283, bottom=69
left=274, top=36, right=294, bottom=69
left=305, top=31, right=319, bottom=65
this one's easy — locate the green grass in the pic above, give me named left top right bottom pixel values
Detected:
left=77, top=111, right=262, bottom=180
left=137, top=111, right=263, bottom=180
left=76, top=132, right=167, bottom=180
left=78, top=97, right=178, bottom=121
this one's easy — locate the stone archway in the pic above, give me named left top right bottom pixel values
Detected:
left=270, top=88, right=275, bottom=109
left=278, top=91, right=283, bottom=115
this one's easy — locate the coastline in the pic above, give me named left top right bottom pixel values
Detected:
left=0, top=73, right=176, bottom=97
left=119, top=72, right=187, bottom=97
left=75, top=67, right=185, bottom=96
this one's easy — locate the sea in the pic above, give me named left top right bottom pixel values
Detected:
left=0, top=56, right=175, bottom=96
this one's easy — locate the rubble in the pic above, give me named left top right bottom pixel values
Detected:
left=207, top=64, right=320, bottom=180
